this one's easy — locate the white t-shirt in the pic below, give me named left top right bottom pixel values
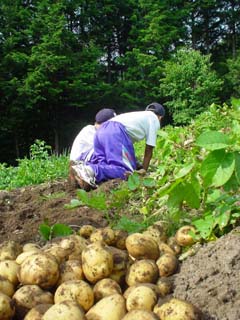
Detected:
left=70, top=125, right=96, bottom=161
left=110, top=111, right=160, bottom=147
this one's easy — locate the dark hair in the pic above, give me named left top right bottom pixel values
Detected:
left=95, top=108, right=116, bottom=124
left=146, top=102, right=165, bottom=117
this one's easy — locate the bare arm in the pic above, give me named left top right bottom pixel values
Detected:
left=142, top=144, right=154, bottom=171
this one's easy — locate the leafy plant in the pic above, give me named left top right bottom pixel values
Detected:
left=39, top=222, right=73, bottom=241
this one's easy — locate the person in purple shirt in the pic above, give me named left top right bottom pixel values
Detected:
left=71, top=102, right=165, bottom=190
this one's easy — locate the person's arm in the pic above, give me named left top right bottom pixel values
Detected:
left=142, top=144, right=154, bottom=171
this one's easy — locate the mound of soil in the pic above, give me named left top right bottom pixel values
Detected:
left=0, top=180, right=239, bottom=319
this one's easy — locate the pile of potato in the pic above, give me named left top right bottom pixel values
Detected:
left=0, top=224, right=201, bottom=320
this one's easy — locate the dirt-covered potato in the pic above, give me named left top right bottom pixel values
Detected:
left=159, top=242, right=176, bottom=256
left=114, top=230, right=128, bottom=250
left=22, top=243, right=41, bottom=253
left=57, top=259, right=84, bottom=285
left=156, top=253, right=178, bottom=277
left=0, top=292, right=15, bottom=320
left=109, top=269, right=126, bottom=285
left=124, top=283, right=160, bottom=299
left=24, top=304, right=52, bottom=320
left=42, top=301, right=86, bottom=320
left=175, top=225, right=196, bottom=247
left=93, top=278, right=122, bottom=301
left=13, top=284, right=53, bottom=319
left=0, top=259, right=20, bottom=285
left=0, top=276, right=15, bottom=297
left=43, top=244, right=71, bottom=264
left=86, top=293, right=126, bottom=320
left=59, top=235, right=88, bottom=260
left=122, top=310, right=159, bottom=320
left=82, top=242, right=113, bottom=283
left=143, top=226, right=167, bottom=244
left=153, top=298, right=201, bottom=320
left=126, top=233, right=159, bottom=260
left=107, top=246, right=129, bottom=271
left=0, top=240, right=22, bottom=261
left=18, top=252, right=60, bottom=289
left=126, top=285, right=157, bottom=312
left=16, top=251, right=39, bottom=265
left=126, top=259, right=159, bottom=286
left=156, top=277, right=174, bottom=297
left=90, top=227, right=116, bottom=246
left=167, top=237, right=182, bottom=255
left=79, top=225, right=96, bottom=239
left=54, top=279, right=94, bottom=311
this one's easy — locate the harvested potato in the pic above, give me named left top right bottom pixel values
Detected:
left=143, top=226, right=167, bottom=244
left=124, top=283, right=160, bottom=299
left=156, top=253, right=178, bottom=277
left=22, top=243, right=41, bottom=253
left=86, top=293, right=126, bottom=320
left=57, top=259, right=84, bottom=285
left=126, top=259, right=159, bottom=286
left=59, top=235, right=88, bottom=260
left=122, top=310, right=159, bottom=320
left=107, top=246, right=129, bottom=271
left=43, top=244, right=71, bottom=264
left=13, top=284, right=53, bottom=319
left=79, top=225, right=96, bottom=238
left=90, top=227, right=115, bottom=246
left=167, top=237, right=182, bottom=255
left=114, top=230, right=128, bottom=250
left=93, top=278, right=122, bottom=301
left=0, top=276, right=15, bottom=297
left=0, top=292, right=15, bottom=320
left=156, top=277, right=174, bottom=297
left=54, top=279, right=94, bottom=311
left=126, top=285, right=157, bottom=312
left=159, top=242, right=176, bottom=256
left=175, top=225, right=196, bottom=247
left=109, top=269, right=126, bottom=285
left=18, top=252, right=59, bottom=289
left=82, top=242, right=113, bottom=283
left=0, top=259, right=20, bottom=285
left=16, top=251, right=39, bottom=265
left=42, top=301, right=86, bottom=320
left=153, top=298, right=201, bottom=320
left=0, top=241, right=22, bottom=261
left=126, top=233, right=159, bottom=260
left=24, top=304, right=52, bottom=320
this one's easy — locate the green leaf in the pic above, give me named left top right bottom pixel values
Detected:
left=51, top=223, right=73, bottom=238
left=64, top=198, right=82, bottom=209
left=200, top=150, right=235, bottom=187
left=167, top=183, right=184, bottom=208
left=115, top=216, right=146, bottom=234
left=192, top=214, right=214, bottom=239
left=39, top=224, right=51, bottom=241
left=77, top=189, right=90, bottom=204
left=143, top=177, right=156, bottom=188
left=235, top=152, right=240, bottom=184
left=174, top=163, right=194, bottom=179
left=183, top=177, right=201, bottom=209
left=196, top=131, right=231, bottom=150
left=231, top=97, right=240, bottom=111
left=128, top=172, right=140, bottom=191
left=214, top=209, right=230, bottom=230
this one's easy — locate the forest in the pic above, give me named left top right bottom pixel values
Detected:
left=0, top=0, right=240, bottom=164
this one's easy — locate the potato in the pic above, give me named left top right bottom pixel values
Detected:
left=156, top=253, right=178, bottom=277
left=60, top=235, right=88, bottom=260
left=0, top=241, right=22, bottom=261
left=79, top=225, right=96, bottom=238
left=0, top=292, right=15, bottom=320
left=126, top=259, right=159, bottom=286
left=82, top=242, right=113, bottom=283
left=167, top=237, right=182, bottom=255
left=42, top=301, right=86, bottom=320
left=54, top=280, right=94, bottom=311
left=43, top=244, right=71, bottom=264
left=93, top=278, right=122, bottom=301
left=90, top=227, right=115, bottom=246
left=175, top=225, right=196, bottom=247
left=86, top=293, right=126, bottom=320
left=159, top=242, right=176, bottom=256
left=114, top=230, right=128, bottom=250
left=18, top=252, right=59, bottom=289
left=153, top=298, right=201, bottom=320
left=122, top=310, right=159, bottom=320
left=109, top=269, right=126, bottom=285
left=24, top=304, right=52, bottom=320
left=126, top=233, right=159, bottom=260
left=57, top=259, right=84, bottom=285
left=13, top=285, right=53, bottom=319
left=0, top=276, right=15, bottom=297
left=124, top=283, right=160, bottom=299
left=16, top=251, right=39, bottom=265
left=143, top=226, right=167, bottom=244
left=107, top=246, right=129, bottom=271
left=0, top=259, right=20, bottom=285
left=22, top=243, right=41, bottom=253
left=156, top=277, right=174, bottom=297
left=126, top=286, right=157, bottom=312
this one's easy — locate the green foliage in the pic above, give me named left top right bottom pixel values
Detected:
left=0, top=140, right=69, bottom=190
left=160, top=48, right=223, bottom=124
left=226, top=51, right=240, bottom=98
left=39, top=222, right=73, bottom=241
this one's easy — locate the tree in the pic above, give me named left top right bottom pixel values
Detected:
left=226, top=50, right=240, bottom=98
left=160, top=48, right=223, bottom=124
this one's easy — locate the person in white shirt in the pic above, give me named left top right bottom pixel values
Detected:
left=71, top=102, right=165, bottom=190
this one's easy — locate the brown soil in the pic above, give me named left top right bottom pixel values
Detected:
left=0, top=180, right=239, bottom=320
